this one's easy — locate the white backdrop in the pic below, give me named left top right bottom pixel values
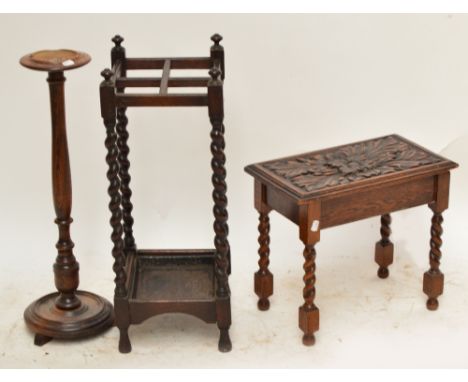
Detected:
left=0, top=14, right=467, bottom=368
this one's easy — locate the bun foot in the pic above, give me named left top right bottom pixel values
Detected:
left=218, top=329, right=232, bottom=353
left=118, top=328, right=132, bottom=353
left=423, top=270, right=443, bottom=311
left=375, top=232, right=393, bottom=280
left=34, top=334, right=53, bottom=346
left=302, top=334, right=316, bottom=346
left=377, top=267, right=389, bottom=279
left=257, top=298, right=270, bottom=311
left=426, top=297, right=439, bottom=311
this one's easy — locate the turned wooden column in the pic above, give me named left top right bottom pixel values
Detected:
left=255, top=211, right=272, bottom=310
left=298, top=203, right=320, bottom=346
left=100, top=68, right=131, bottom=353
left=48, top=70, right=81, bottom=310
left=254, top=181, right=273, bottom=311
left=20, top=50, right=113, bottom=346
left=423, top=172, right=450, bottom=311
left=208, top=60, right=232, bottom=352
left=111, top=35, right=136, bottom=258
left=375, top=213, right=394, bottom=279
left=299, top=243, right=319, bottom=346
left=424, top=208, right=445, bottom=310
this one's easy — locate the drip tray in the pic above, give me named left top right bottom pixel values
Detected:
left=131, top=249, right=216, bottom=302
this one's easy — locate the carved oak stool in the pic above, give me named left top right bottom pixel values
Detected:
left=245, top=135, right=458, bottom=346
left=20, top=49, right=114, bottom=346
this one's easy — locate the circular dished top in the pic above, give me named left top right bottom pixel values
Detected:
left=20, top=49, right=91, bottom=72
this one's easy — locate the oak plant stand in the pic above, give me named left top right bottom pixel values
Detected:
left=99, top=35, right=232, bottom=353
left=20, top=50, right=114, bottom=346
left=245, top=135, right=458, bottom=346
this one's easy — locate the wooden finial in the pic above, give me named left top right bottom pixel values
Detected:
left=210, top=34, right=225, bottom=80
left=211, top=34, right=223, bottom=46
left=101, top=68, right=114, bottom=82
left=111, top=35, right=126, bottom=70
left=112, top=35, right=124, bottom=47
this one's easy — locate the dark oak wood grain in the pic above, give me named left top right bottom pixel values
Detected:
left=320, top=174, right=435, bottom=228
left=100, top=34, right=232, bottom=353
left=246, top=135, right=457, bottom=200
left=245, top=135, right=458, bottom=346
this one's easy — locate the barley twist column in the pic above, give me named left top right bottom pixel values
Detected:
left=424, top=210, right=444, bottom=310
left=209, top=69, right=230, bottom=298
left=111, top=35, right=136, bottom=258
left=101, top=69, right=127, bottom=299
left=299, top=243, right=319, bottom=346
left=375, top=213, right=394, bottom=279
left=255, top=212, right=273, bottom=310
left=116, top=107, right=136, bottom=255
left=208, top=63, right=231, bottom=352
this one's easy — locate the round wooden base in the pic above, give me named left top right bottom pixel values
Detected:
left=24, top=290, right=114, bottom=345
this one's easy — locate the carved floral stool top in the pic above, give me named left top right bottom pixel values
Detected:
left=244, top=135, right=458, bottom=346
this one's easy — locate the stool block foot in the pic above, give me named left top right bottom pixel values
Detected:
left=375, top=242, right=393, bottom=279
left=298, top=305, right=319, bottom=346
left=375, top=214, right=393, bottom=278
left=423, top=270, right=444, bottom=311
left=255, top=271, right=273, bottom=311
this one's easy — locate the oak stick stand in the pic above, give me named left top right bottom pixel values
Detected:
left=99, top=34, right=232, bottom=353
left=20, top=50, right=114, bottom=346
